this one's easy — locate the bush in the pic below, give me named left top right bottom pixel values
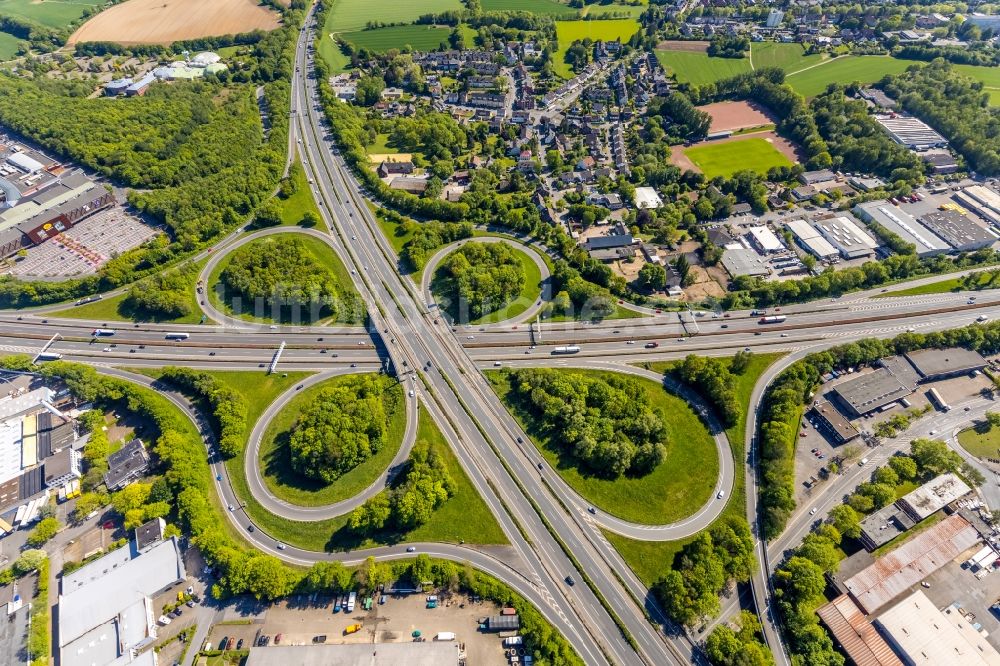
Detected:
left=159, top=368, right=247, bottom=457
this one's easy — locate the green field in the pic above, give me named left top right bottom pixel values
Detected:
left=785, top=56, right=921, bottom=98
left=554, top=19, right=640, bottom=78
left=874, top=277, right=964, bottom=297
left=481, top=0, right=576, bottom=15
left=654, top=49, right=751, bottom=86
left=341, top=25, right=451, bottom=52
left=684, top=137, right=793, bottom=179
left=958, top=423, right=1000, bottom=460
left=750, top=41, right=825, bottom=72
left=0, top=0, right=103, bottom=29
left=431, top=243, right=543, bottom=325
left=259, top=374, right=406, bottom=507
left=955, top=64, right=1000, bottom=106
left=276, top=158, right=327, bottom=230
left=230, top=408, right=508, bottom=551
left=581, top=3, right=646, bottom=18
left=317, top=32, right=350, bottom=75
left=207, top=233, right=359, bottom=325
left=0, top=31, right=24, bottom=60
left=613, top=353, right=786, bottom=586
left=324, top=0, right=462, bottom=33
left=488, top=368, right=719, bottom=525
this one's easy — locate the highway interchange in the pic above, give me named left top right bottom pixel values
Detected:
left=7, top=10, right=1000, bottom=666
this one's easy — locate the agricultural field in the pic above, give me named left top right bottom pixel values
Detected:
left=684, top=137, right=793, bottom=179
left=785, top=55, right=921, bottom=98
left=324, top=0, right=462, bottom=33
left=654, top=49, right=751, bottom=86
left=750, top=41, right=825, bottom=72
left=341, top=25, right=450, bottom=53
left=480, top=0, right=576, bottom=15
left=0, top=0, right=103, bottom=30
left=68, top=0, right=280, bottom=45
left=554, top=18, right=640, bottom=78
left=0, top=31, right=24, bottom=60
left=581, top=2, right=647, bottom=18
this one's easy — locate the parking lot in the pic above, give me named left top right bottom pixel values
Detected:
left=204, top=590, right=508, bottom=665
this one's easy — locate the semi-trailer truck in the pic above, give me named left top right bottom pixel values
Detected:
left=758, top=316, right=787, bottom=324
left=551, top=345, right=581, bottom=354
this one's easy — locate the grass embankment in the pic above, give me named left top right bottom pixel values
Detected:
left=607, top=353, right=785, bottom=586
left=488, top=368, right=718, bottom=525
left=207, top=233, right=358, bottom=325
left=276, top=158, right=328, bottom=231
left=431, top=243, right=543, bottom=325
left=258, top=374, right=406, bottom=507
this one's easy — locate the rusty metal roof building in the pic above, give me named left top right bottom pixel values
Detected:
left=816, top=594, right=903, bottom=666
left=844, top=514, right=980, bottom=614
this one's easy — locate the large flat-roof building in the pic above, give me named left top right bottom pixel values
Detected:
left=245, top=642, right=462, bottom=666
left=831, top=368, right=916, bottom=418
left=904, top=347, right=988, bottom=381
left=875, top=590, right=1000, bottom=666
left=957, top=185, right=1000, bottom=227
left=58, top=532, right=185, bottom=666
left=721, top=247, right=769, bottom=278
left=816, top=594, right=903, bottom=666
left=875, top=115, right=949, bottom=149
left=813, top=215, right=879, bottom=260
left=784, top=218, right=839, bottom=260
left=918, top=210, right=997, bottom=251
left=844, top=514, right=980, bottom=614
left=859, top=504, right=917, bottom=551
left=854, top=201, right=950, bottom=257
left=746, top=226, right=785, bottom=253
left=897, top=473, right=971, bottom=522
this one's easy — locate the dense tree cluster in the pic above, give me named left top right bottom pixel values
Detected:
left=348, top=438, right=455, bottom=533
left=896, top=44, right=1000, bottom=68
left=123, top=260, right=199, bottom=320
left=398, top=218, right=474, bottom=271
left=158, top=367, right=247, bottom=457
left=654, top=521, right=756, bottom=627
left=677, top=355, right=740, bottom=427
left=288, top=375, right=396, bottom=484
left=707, top=35, right=750, bottom=58
left=437, top=242, right=525, bottom=321
left=705, top=610, right=775, bottom=666
left=220, top=237, right=361, bottom=323
left=648, top=92, right=711, bottom=141
left=881, top=60, right=1000, bottom=175
left=810, top=86, right=925, bottom=183
left=759, top=321, right=1000, bottom=538
left=502, top=369, right=666, bottom=477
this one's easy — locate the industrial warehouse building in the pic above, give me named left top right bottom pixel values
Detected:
left=875, top=590, right=1000, bottom=666
left=844, top=514, right=980, bottom=614
left=814, top=216, right=879, bottom=260
left=955, top=185, right=1000, bottom=228
left=784, top=218, right=838, bottom=260
left=746, top=226, right=785, bottom=253
left=810, top=399, right=859, bottom=444
left=854, top=201, right=950, bottom=257
left=875, top=115, right=949, bottom=149
left=905, top=347, right=988, bottom=382
left=859, top=474, right=971, bottom=550
left=830, top=366, right=915, bottom=418
left=817, top=594, right=903, bottom=666
left=917, top=210, right=997, bottom=252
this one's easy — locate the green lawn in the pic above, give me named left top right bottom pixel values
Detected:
left=612, top=353, right=785, bottom=585
left=366, top=132, right=401, bottom=156
left=989, top=90, right=1000, bottom=107
left=324, top=0, right=462, bottom=33
left=0, top=0, right=103, bottom=29
left=786, top=56, right=921, bottom=98
left=874, top=277, right=964, bottom=297
left=49, top=260, right=207, bottom=325
left=207, top=233, right=360, bottom=325
left=684, top=137, right=793, bottom=179
left=0, top=31, right=24, bottom=60
left=480, top=0, right=577, bottom=14
left=372, top=204, right=416, bottom=258
left=554, top=19, right=640, bottom=78
left=431, top=243, right=543, bottom=325
left=229, top=408, right=507, bottom=551
left=954, top=64, right=1000, bottom=106
left=654, top=49, right=751, bottom=86
left=317, top=31, right=350, bottom=75
left=341, top=25, right=451, bottom=53
left=958, top=422, right=1000, bottom=459
left=259, top=374, right=405, bottom=507
left=488, top=368, right=718, bottom=525
left=275, top=159, right=327, bottom=231
left=750, top=42, right=824, bottom=72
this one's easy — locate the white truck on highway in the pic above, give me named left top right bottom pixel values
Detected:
left=551, top=345, right=581, bottom=354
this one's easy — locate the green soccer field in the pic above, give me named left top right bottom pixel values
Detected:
left=654, top=49, right=752, bottom=86
left=684, top=137, right=793, bottom=179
